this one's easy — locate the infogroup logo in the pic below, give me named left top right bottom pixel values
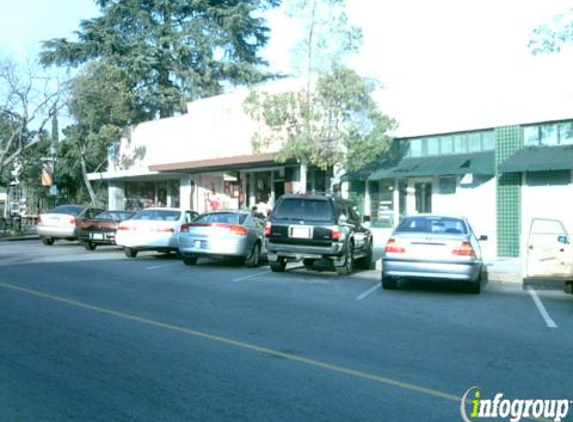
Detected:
left=460, top=386, right=571, bottom=422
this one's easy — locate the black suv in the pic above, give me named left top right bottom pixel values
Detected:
left=265, top=194, right=373, bottom=275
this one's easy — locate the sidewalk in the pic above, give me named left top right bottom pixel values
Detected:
left=485, top=258, right=523, bottom=284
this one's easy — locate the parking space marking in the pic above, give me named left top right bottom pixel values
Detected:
left=526, top=286, right=558, bottom=328
left=233, top=270, right=271, bottom=282
left=356, top=283, right=381, bottom=300
left=145, top=263, right=179, bottom=270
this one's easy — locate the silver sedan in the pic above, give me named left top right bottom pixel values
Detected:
left=381, top=214, right=487, bottom=293
left=178, top=211, right=265, bottom=267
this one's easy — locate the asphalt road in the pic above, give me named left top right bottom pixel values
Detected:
left=0, top=241, right=572, bottom=422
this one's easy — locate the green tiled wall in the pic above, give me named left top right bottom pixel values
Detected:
left=495, top=126, right=523, bottom=257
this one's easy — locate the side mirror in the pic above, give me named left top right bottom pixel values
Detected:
left=557, top=235, right=570, bottom=245
left=479, top=235, right=488, bottom=241
left=363, top=215, right=371, bottom=223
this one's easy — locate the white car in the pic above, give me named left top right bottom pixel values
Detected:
left=115, top=207, right=198, bottom=258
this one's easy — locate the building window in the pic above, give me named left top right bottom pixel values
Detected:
left=524, top=121, right=573, bottom=146
left=453, top=134, right=468, bottom=154
left=558, top=122, right=573, bottom=145
left=482, top=130, right=495, bottom=150
left=525, top=170, right=571, bottom=186
left=440, top=136, right=454, bottom=154
left=541, top=125, right=559, bottom=146
left=438, top=177, right=457, bottom=194
left=467, top=132, right=481, bottom=153
left=426, top=138, right=440, bottom=155
left=409, top=139, right=423, bottom=157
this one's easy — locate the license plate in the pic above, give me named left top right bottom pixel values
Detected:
left=290, top=226, right=312, bottom=239
left=90, top=233, right=104, bottom=240
left=194, top=240, right=201, bottom=249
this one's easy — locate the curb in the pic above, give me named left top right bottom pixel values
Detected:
left=0, top=235, right=40, bottom=242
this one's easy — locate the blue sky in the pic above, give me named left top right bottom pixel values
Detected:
left=2, top=0, right=572, bottom=135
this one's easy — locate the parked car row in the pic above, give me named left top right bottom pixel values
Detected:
left=36, top=195, right=489, bottom=293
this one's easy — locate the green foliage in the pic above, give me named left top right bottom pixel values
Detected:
left=529, top=10, right=573, bottom=54
left=244, top=66, right=396, bottom=172
left=40, top=0, right=281, bottom=118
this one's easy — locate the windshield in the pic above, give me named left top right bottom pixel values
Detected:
left=396, top=216, right=468, bottom=235
left=273, top=198, right=334, bottom=222
left=53, top=205, right=84, bottom=216
left=132, top=209, right=181, bottom=221
left=194, top=212, right=247, bottom=225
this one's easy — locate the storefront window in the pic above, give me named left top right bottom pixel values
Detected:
left=125, top=181, right=155, bottom=211
left=371, top=181, right=395, bottom=228
left=169, top=179, right=180, bottom=207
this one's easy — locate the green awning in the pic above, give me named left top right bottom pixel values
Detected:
left=368, top=151, right=494, bottom=181
left=498, top=145, right=573, bottom=173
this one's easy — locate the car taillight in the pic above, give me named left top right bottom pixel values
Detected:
left=331, top=227, right=341, bottom=240
left=385, top=238, right=405, bottom=253
left=264, top=222, right=272, bottom=236
left=452, top=241, right=475, bottom=256
left=180, top=223, right=190, bottom=233
left=70, top=218, right=77, bottom=226
left=117, top=225, right=132, bottom=231
left=152, top=227, right=175, bottom=233
left=229, top=225, right=248, bottom=236
left=37, top=215, right=42, bottom=224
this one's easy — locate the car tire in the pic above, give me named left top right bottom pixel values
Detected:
left=245, top=242, right=261, bottom=267
left=124, top=247, right=138, bottom=258
left=270, top=257, right=286, bottom=272
left=381, top=275, right=397, bottom=290
left=84, top=242, right=96, bottom=251
left=302, top=259, right=315, bottom=269
left=183, top=255, right=198, bottom=266
left=336, top=243, right=354, bottom=276
left=356, top=240, right=373, bottom=270
left=467, top=270, right=482, bottom=294
left=41, top=236, right=55, bottom=246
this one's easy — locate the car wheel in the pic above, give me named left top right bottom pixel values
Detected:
left=41, top=236, right=54, bottom=246
left=270, top=257, right=286, bottom=272
left=302, top=259, right=315, bottom=269
left=84, top=242, right=96, bottom=251
left=381, top=275, right=397, bottom=290
left=124, top=247, right=138, bottom=258
left=183, top=255, right=198, bottom=266
left=467, top=270, right=482, bottom=294
left=336, top=243, right=354, bottom=276
left=356, top=240, right=373, bottom=270
left=245, top=242, right=261, bottom=267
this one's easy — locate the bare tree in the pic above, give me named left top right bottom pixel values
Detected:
left=0, top=57, right=64, bottom=175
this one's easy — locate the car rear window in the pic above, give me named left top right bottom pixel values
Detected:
left=273, top=198, right=334, bottom=222
left=194, top=212, right=247, bottom=225
left=396, top=216, right=467, bottom=235
left=53, top=205, right=84, bottom=216
left=95, top=211, right=135, bottom=221
left=132, top=209, right=181, bottom=221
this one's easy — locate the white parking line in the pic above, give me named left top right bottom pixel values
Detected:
left=145, top=263, right=179, bottom=270
left=526, top=286, right=558, bottom=328
left=233, top=270, right=271, bottom=282
left=356, top=283, right=381, bottom=300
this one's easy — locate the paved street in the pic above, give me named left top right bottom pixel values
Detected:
left=0, top=241, right=572, bottom=422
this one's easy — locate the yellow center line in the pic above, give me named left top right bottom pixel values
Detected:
left=0, top=281, right=550, bottom=421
